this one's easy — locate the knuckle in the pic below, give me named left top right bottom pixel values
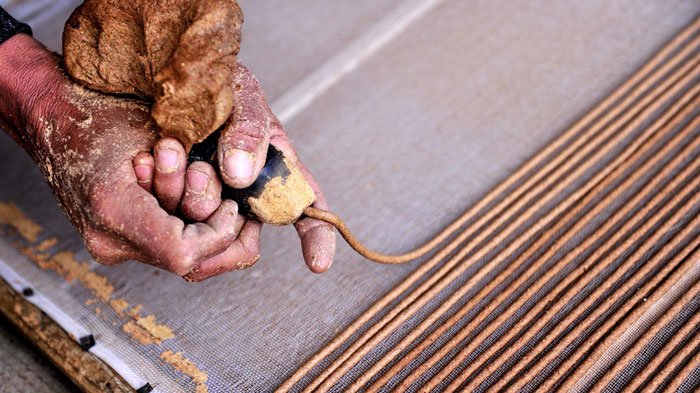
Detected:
left=83, top=233, right=104, bottom=259
left=91, top=252, right=126, bottom=266
left=236, top=121, right=267, bottom=139
left=181, top=269, right=210, bottom=283
left=84, top=232, right=126, bottom=266
left=222, top=122, right=267, bottom=150
left=161, top=245, right=197, bottom=276
left=182, top=274, right=202, bottom=283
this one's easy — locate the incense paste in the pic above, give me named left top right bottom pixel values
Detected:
left=63, top=0, right=243, bottom=149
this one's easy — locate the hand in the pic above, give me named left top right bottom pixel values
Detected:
left=131, top=61, right=338, bottom=278
left=1, top=35, right=336, bottom=279
left=0, top=35, right=256, bottom=279
left=63, top=0, right=337, bottom=272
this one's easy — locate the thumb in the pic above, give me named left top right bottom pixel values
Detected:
left=218, top=61, right=272, bottom=188
left=218, top=119, right=270, bottom=189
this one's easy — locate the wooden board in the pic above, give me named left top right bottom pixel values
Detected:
left=0, top=278, right=131, bottom=393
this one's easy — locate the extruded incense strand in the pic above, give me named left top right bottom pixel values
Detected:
left=302, top=207, right=453, bottom=264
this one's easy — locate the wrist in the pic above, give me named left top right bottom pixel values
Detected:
left=0, top=34, right=62, bottom=149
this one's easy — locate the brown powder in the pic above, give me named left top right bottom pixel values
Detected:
left=63, top=0, right=243, bottom=149
left=123, top=321, right=157, bottom=345
left=50, top=251, right=114, bottom=302
left=247, top=161, right=316, bottom=225
left=135, top=315, right=175, bottom=343
left=110, top=299, right=129, bottom=315
left=0, top=202, right=43, bottom=242
left=19, top=247, right=52, bottom=270
left=14, top=303, right=42, bottom=333
left=18, top=237, right=117, bottom=305
left=122, top=313, right=174, bottom=345
left=127, top=305, right=143, bottom=319
left=161, top=350, right=209, bottom=393
left=3, top=202, right=186, bottom=380
left=35, top=237, right=58, bottom=252
left=67, top=83, right=149, bottom=113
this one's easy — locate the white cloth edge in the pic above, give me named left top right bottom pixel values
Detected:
left=0, top=256, right=157, bottom=392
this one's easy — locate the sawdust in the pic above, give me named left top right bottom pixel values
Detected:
left=0, top=202, right=43, bottom=242
left=135, top=315, right=175, bottom=342
left=33, top=250, right=177, bottom=345
left=120, top=304, right=174, bottom=344
left=63, top=0, right=243, bottom=149
left=127, top=304, right=143, bottom=319
left=35, top=237, right=58, bottom=252
left=161, top=350, right=209, bottom=393
left=49, top=251, right=114, bottom=302
left=20, top=247, right=53, bottom=271
left=122, top=321, right=156, bottom=345
left=110, top=299, right=129, bottom=315
left=14, top=303, right=42, bottom=333
left=67, top=83, right=148, bottom=113
left=247, top=160, right=316, bottom=225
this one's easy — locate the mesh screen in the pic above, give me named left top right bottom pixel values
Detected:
left=1, top=1, right=699, bottom=392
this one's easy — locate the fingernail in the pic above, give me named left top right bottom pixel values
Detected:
left=224, top=149, right=254, bottom=182
left=134, top=165, right=153, bottom=183
left=187, top=169, right=209, bottom=193
left=156, top=148, right=180, bottom=173
left=310, top=249, right=331, bottom=273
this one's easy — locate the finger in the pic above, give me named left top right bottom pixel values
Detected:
left=218, top=61, right=271, bottom=188
left=184, top=220, right=262, bottom=282
left=132, top=152, right=155, bottom=193
left=294, top=166, right=337, bottom=273
left=153, top=137, right=186, bottom=213
left=107, top=185, right=239, bottom=276
left=182, top=200, right=242, bottom=260
left=271, top=135, right=337, bottom=273
left=181, top=161, right=222, bottom=221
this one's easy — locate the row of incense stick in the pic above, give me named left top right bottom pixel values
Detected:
left=280, top=16, right=700, bottom=392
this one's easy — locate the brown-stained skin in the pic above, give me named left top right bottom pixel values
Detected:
left=132, top=60, right=339, bottom=276
left=63, top=0, right=243, bottom=149
left=61, top=1, right=337, bottom=273
left=1, top=34, right=336, bottom=278
left=0, top=36, right=259, bottom=278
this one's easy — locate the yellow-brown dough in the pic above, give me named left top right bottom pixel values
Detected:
left=247, top=160, right=316, bottom=226
left=62, top=0, right=243, bottom=149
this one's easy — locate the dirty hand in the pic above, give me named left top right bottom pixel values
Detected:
left=131, top=61, right=338, bottom=276
left=62, top=0, right=337, bottom=273
left=0, top=34, right=259, bottom=280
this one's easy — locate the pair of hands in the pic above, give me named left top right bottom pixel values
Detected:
left=0, top=35, right=336, bottom=281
